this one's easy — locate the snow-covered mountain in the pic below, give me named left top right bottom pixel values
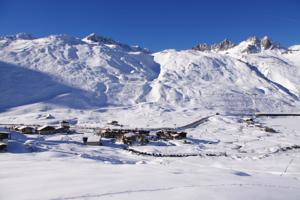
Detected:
left=0, top=33, right=160, bottom=110
left=0, top=33, right=300, bottom=122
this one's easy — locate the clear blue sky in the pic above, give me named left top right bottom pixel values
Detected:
left=0, top=0, right=299, bottom=51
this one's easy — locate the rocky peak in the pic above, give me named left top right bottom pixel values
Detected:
left=84, top=33, right=116, bottom=44
left=261, top=36, right=272, bottom=49
left=211, top=39, right=236, bottom=51
left=193, top=39, right=235, bottom=52
left=0, top=33, right=35, bottom=40
left=83, top=33, right=150, bottom=53
left=241, top=36, right=279, bottom=53
left=246, top=36, right=260, bottom=44
left=192, top=43, right=211, bottom=51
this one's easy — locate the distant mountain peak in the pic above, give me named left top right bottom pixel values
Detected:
left=211, top=39, right=236, bottom=51
left=246, top=36, right=259, bottom=43
left=193, top=36, right=283, bottom=53
left=83, top=33, right=117, bottom=45
left=0, top=33, right=36, bottom=40
left=83, top=33, right=150, bottom=53
left=260, top=36, right=272, bottom=49
left=241, top=35, right=281, bottom=53
left=192, top=39, right=235, bottom=52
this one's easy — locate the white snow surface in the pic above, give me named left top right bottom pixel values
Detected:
left=0, top=34, right=300, bottom=123
left=1, top=34, right=300, bottom=199
left=1, top=116, right=300, bottom=200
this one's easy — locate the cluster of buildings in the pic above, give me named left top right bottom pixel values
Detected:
left=1, top=121, right=71, bottom=152
left=89, top=128, right=187, bottom=146
left=12, top=120, right=71, bottom=135
left=1, top=119, right=189, bottom=152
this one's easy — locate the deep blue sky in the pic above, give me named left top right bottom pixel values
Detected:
left=0, top=0, right=299, bottom=51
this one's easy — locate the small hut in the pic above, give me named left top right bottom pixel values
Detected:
left=82, top=135, right=102, bottom=146
left=156, top=130, right=187, bottom=140
left=117, top=132, right=148, bottom=145
left=18, top=126, right=35, bottom=134
left=172, top=132, right=187, bottom=140
left=55, top=120, right=71, bottom=133
left=60, top=120, right=70, bottom=130
left=98, top=128, right=121, bottom=138
left=37, top=125, right=55, bottom=135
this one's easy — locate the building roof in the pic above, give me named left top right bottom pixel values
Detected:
left=18, top=126, right=33, bottom=130
left=37, top=125, right=55, bottom=131
left=124, top=132, right=135, bottom=137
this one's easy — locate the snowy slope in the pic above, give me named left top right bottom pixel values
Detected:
left=224, top=36, right=300, bottom=100
left=1, top=34, right=300, bottom=200
left=0, top=34, right=300, bottom=123
left=1, top=116, right=300, bottom=200
left=0, top=33, right=160, bottom=110
left=149, top=49, right=299, bottom=113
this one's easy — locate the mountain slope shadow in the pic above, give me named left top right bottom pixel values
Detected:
left=0, top=61, right=107, bottom=112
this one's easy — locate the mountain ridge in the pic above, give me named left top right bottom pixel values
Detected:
left=0, top=33, right=299, bottom=122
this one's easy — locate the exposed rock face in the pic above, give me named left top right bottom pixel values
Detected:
left=211, top=39, right=236, bottom=51
left=193, top=36, right=282, bottom=54
left=84, top=33, right=150, bottom=53
left=193, top=39, right=235, bottom=52
left=241, top=36, right=262, bottom=53
left=192, top=43, right=211, bottom=51
left=261, top=36, right=272, bottom=49
left=241, top=36, right=280, bottom=53
left=85, top=33, right=116, bottom=44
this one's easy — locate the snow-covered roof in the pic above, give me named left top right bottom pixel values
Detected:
left=37, top=125, right=55, bottom=131
left=124, top=132, right=135, bottom=137
left=18, top=126, right=33, bottom=130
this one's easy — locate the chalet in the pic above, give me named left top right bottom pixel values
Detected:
left=156, top=130, right=187, bottom=140
left=18, top=126, right=35, bottom=134
left=55, top=120, right=71, bottom=133
left=98, top=128, right=124, bottom=138
left=120, top=132, right=136, bottom=145
left=37, top=125, right=55, bottom=135
left=117, top=132, right=148, bottom=145
left=0, top=131, right=10, bottom=151
left=13, top=126, right=20, bottom=131
left=172, top=132, right=187, bottom=140
left=60, top=120, right=70, bottom=130
left=82, top=136, right=101, bottom=146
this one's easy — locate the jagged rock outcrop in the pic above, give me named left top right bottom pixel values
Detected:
left=192, top=43, right=211, bottom=51
left=193, top=39, right=235, bottom=52
left=211, top=39, right=236, bottom=51
left=241, top=36, right=280, bottom=53
left=261, top=36, right=272, bottom=49
left=83, top=33, right=150, bottom=53
left=193, top=36, right=282, bottom=54
left=84, top=33, right=117, bottom=44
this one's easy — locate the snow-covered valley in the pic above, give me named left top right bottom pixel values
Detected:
left=1, top=115, right=300, bottom=200
left=1, top=33, right=300, bottom=199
